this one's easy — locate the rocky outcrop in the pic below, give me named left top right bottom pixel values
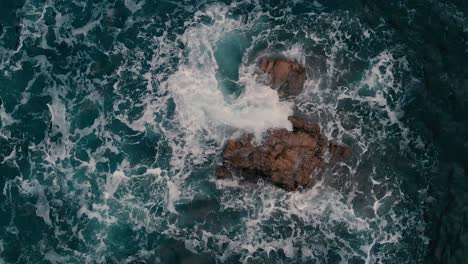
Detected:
left=258, top=57, right=306, bottom=99
left=216, top=57, right=351, bottom=191
left=217, top=116, right=325, bottom=191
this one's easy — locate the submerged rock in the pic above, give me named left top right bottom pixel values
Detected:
left=258, top=57, right=306, bottom=99
left=216, top=117, right=325, bottom=191
left=329, top=141, right=352, bottom=160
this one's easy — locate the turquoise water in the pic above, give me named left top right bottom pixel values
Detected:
left=0, top=0, right=467, bottom=263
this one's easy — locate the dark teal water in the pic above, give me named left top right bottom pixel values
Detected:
left=0, top=0, right=467, bottom=263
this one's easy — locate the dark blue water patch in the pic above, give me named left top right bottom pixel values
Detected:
left=0, top=63, right=34, bottom=111
left=151, top=236, right=216, bottom=264
left=104, top=222, right=143, bottom=260
left=0, top=0, right=25, bottom=50
left=0, top=190, right=53, bottom=262
left=368, top=1, right=468, bottom=262
left=72, top=100, right=100, bottom=130
left=89, top=52, right=124, bottom=78
left=122, top=133, right=160, bottom=167
left=107, top=1, right=132, bottom=29
left=13, top=102, right=50, bottom=145
left=175, top=196, right=220, bottom=227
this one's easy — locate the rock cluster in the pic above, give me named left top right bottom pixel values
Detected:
left=216, top=116, right=324, bottom=190
left=216, top=57, right=351, bottom=191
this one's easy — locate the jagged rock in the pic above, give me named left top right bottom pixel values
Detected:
left=217, top=117, right=325, bottom=191
left=288, top=116, right=321, bottom=135
left=258, top=57, right=306, bottom=99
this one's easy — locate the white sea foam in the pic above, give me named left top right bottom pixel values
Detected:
left=166, top=5, right=292, bottom=145
left=104, top=170, right=129, bottom=199
left=0, top=103, right=15, bottom=127
left=124, top=0, right=145, bottom=13
left=146, top=168, right=162, bottom=176
left=166, top=179, right=181, bottom=214
left=281, top=43, right=306, bottom=65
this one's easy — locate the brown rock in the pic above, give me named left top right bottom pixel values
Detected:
left=258, top=57, right=306, bottom=99
left=215, top=166, right=232, bottom=179
left=216, top=117, right=325, bottom=191
left=329, top=141, right=352, bottom=159
left=288, top=116, right=321, bottom=135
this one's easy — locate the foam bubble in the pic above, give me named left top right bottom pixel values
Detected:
left=146, top=168, right=162, bottom=176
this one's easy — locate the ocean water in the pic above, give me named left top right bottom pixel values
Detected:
left=0, top=0, right=467, bottom=263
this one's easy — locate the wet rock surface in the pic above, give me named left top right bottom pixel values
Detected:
left=258, top=57, right=306, bottom=99
left=216, top=116, right=325, bottom=190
